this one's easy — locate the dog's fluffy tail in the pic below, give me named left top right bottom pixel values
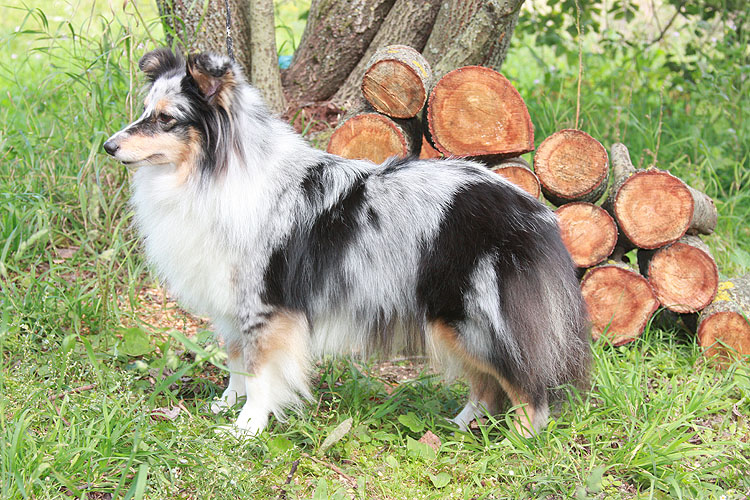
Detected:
left=498, top=226, right=591, bottom=394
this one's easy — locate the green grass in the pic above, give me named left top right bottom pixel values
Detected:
left=1, top=1, right=749, bottom=499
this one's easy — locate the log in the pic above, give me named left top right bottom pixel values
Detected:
left=361, top=45, right=432, bottom=119
left=638, top=235, right=719, bottom=313
left=533, top=129, right=609, bottom=206
left=603, top=143, right=718, bottom=249
left=419, top=135, right=442, bottom=159
left=327, top=111, right=421, bottom=164
left=282, top=0, right=396, bottom=101
left=556, top=202, right=618, bottom=268
left=425, top=66, right=534, bottom=158
left=484, top=157, right=540, bottom=199
left=580, top=263, right=660, bottom=346
left=331, top=0, right=442, bottom=109
left=697, top=275, right=750, bottom=362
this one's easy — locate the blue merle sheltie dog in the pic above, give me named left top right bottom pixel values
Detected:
left=103, top=48, right=590, bottom=437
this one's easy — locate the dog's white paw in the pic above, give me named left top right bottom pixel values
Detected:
left=214, top=424, right=260, bottom=440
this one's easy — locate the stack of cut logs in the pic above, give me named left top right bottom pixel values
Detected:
left=327, top=44, right=749, bottom=363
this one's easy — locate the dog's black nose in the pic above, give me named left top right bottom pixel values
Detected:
left=103, top=140, right=119, bottom=156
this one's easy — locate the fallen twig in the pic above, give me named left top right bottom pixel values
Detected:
left=49, top=383, right=97, bottom=401
left=278, top=459, right=300, bottom=500
left=301, top=452, right=357, bottom=489
left=51, top=402, right=71, bottom=426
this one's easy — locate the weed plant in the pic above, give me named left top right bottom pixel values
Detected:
left=0, top=1, right=748, bottom=499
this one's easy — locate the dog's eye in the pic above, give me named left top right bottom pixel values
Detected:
left=157, top=113, right=175, bottom=125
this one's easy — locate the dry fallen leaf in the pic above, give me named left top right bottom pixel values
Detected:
left=150, top=406, right=181, bottom=421
left=418, top=430, right=441, bottom=453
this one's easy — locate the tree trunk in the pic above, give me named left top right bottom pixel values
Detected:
left=331, top=0, right=442, bottom=109
left=327, top=110, right=421, bottom=164
left=580, top=263, right=660, bottom=346
left=282, top=0, right=396, bottom=102
left=157, top=0, right=253, bottom=75
left=556, top=202, right=618, bottom=268
left=533, top=129, right=610, bottom=206
left=698, top=275, right=750, bottom=363
left=638, top=235, right=719, bottom=313
left=361, top=45, right=432, bottom=119
left=249, top=0, right=286, bottom=113
left=424, top=66, right=534, bottom=158
left=423, top=0, right=525, bottom=79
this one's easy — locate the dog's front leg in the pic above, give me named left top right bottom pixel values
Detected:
left=211, top=338, right=247, bottom=414
left=227, top=309, right=312, bottom=437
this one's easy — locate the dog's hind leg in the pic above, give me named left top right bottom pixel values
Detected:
left=229, top=310, right=312, bottom=437
left=492, top=374, right=549, bottom=437
left=451, top=371, right=506, bottom=431
left=430, top=320, right=548, bottom=437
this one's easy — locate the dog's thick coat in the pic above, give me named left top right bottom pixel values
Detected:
left=104, top=49, right=590, bottom=436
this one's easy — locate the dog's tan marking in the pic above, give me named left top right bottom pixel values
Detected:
left=226, top=338, right=243, bottom=361
left=430, top=320, right=537, bottom=436
left=251, top=310, right=310, bottom=371
left=118, top=130, right=199, bottom=185
left=154, top=98, right=168, bottom=115
left=173, top=128, right=201, bottom=185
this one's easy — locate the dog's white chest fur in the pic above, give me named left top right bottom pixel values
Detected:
left=130, top=166, right=236, bottom=319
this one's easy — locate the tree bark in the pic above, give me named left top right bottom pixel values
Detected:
left=580, top=262, right=660, bottom=346
left=327, top=109, right=421, bottom=164
left=638, top=235, right=719, bottom=313
left=424, top=66, right=534, bottom=157
left=423, top=0, right=525, bottom=79
left=157, top=0, right=253, bottom=75
left=533, top=129, right=609, bottom=206
left=331, top=0, right=442, bottom=109
left=697, top=275, right=750, bottom=363
left=282, top=0, right=396, bottom=102
left=556, top=202, right=618, bottom=268
left=361, top=45, right=433, bottom=119
left=249, top=0, right=286, bottom=113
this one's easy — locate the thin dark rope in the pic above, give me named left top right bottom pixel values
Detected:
left=224, top=0, right=235, bottom=61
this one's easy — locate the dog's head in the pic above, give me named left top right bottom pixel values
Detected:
left=103, top=48, right=243, bottom=175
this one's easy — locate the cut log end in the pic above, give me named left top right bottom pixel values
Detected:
left=534, top=129, right=609, bottom=206
left=697, top=276, right=750, bottom=364
left=427, top=66, right=533, bottom=157
left=327, top=113, right=419, bottom=164
left=614, top=170, right=694, bottom=249
left=361, top=45, right=431, bottom=119
left=492, top=166, right=541, bottom=199
left=697, top=312, right=750, bottom=362
left=581, top=265, right=660, bottom=346
left=419, top=135, right=443, bottom=159
left=556, top=202, right=617, bottom=268
left=646, top=241, right=719, bottom=313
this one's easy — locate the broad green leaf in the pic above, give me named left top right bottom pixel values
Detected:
left=398, top=412, right=424, bottom=434
left=119, top=328, right=153, bottom=357
left=429, top=471, right=451, bottom=489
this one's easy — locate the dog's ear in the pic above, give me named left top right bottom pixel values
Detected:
left=138, top=48, right=183, bottom=83
left=186, top=52, right=236, bottom=105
